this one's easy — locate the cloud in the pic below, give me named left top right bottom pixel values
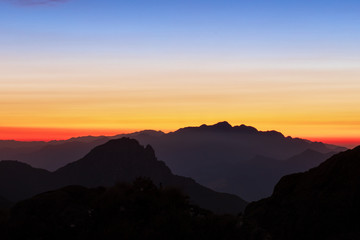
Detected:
left=4, top=0, right=69, bottom=6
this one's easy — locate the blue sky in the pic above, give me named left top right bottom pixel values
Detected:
left=2, top=0, right=360, bottom=62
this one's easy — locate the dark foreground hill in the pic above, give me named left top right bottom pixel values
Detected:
left=1, top=178, right=242, bottom=240
left=0, top=196, right=11, bottom=209
left=0, top=161, right=51, bottom=201
left=242, top=146, right=360, bottom=240
left=0, top=138, right=247, bottom=214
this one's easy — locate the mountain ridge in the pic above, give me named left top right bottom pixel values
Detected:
left=243, top=145, right=360, bottom=240
left=0, top=122, right=348, bottom=201
left=0, top=138, right=247, bottom=214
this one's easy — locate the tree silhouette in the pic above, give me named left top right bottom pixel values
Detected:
left=1, top=178, right=242, bottom=240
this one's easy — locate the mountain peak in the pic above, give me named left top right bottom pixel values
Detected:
left=52, top=137, right=247, bottom=214
left=175, top=121, right=233, bottom=134
left=68, top=137, right=160, bottom=169
left=234, top=124, right=259, bottom=134
left=91, top=137, right=150, bottom=154
left=199, top=121, right=233, bottom=130
left=212, top=121, right=232, bottom=129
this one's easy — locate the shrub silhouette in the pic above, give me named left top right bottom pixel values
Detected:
left=2, top=178, right=242, bottom=240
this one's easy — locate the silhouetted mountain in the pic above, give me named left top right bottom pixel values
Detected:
left=0, top=122, right=347, bottom=201
left=53, top=138, right=247, bottom=214
left=26, top=138, right=111, bottom=171
left=227, top=150, right=335, bottom=200
left=0, top=161, right=51, bottom=201
left=282, top=148, right=335, bottom=173
left=225, top=156, right=284, bottom=201
left=243, top=146, right=360, bottom=240
left=0, top=138, right=112, bottom=171
left=0, top=138, right=247, bottom=214
left=132, top=123, right=345, bottom=200
left=54, top=138, right=172, bottom=187
left=0, top=195, right=11, bottom=209
left=0, top=140, right=48, bottom=162
left=0, top=140, right=47, bottom=149
left=2, top=178, right=242, bottom=240
left=64, top=135, right=110, bottom=143
left=123, top=130, right=166, bottom=138
left=202, top=149, right=333, bottom=202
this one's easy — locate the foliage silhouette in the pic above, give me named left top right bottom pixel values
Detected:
left=3, top=178, right=242, bottom=240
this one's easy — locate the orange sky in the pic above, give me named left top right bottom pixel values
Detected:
left=1, top=0, right=360, bottom=149
left=1, top=65, right=360, bottom=149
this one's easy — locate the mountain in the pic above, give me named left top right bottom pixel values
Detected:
left=0, top=140, right=48, bottom=163
left=201, top=149, right=335, bottom=201
left=0, top=138, right=247, bottom=214
left=243, top=146, right=360, bottom=240
left=0, top=161, right=51, bottom=201
left=129, top=122, right=344, bottom=201
left=53, top=138, right=172, bottom=187
left=140, top=121, right=344, bottom=168
left=3, top=179, right=242, bottom=240
left=0, top=195, right=11, bottom=209
left=282, top=148, right=335, bottom=173
left=25, top=138, right=111, bottom=171
left=0, top=122, right=347, bottom=201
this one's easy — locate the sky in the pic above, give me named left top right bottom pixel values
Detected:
left=0, top=0, right=360, bottom=147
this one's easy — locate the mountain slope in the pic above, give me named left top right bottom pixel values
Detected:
left=0, top=122, right=346, bottom=201
left=53, top=138, right=247, bottom=214
left=243, top=146, right=360, bottom=240
left=0, top=138, right=247, bottom=214
left=0, top=161, right=51, bottom=201
left=0, top=195, right=11, bottom=209
left=128, top=122, right=345, bottom=201
left=54, top=138, right=172, bottom=187
left=282, top=148, right=335, bottom=173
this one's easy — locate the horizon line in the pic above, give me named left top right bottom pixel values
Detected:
left=0, top=125, right=359, bottom=149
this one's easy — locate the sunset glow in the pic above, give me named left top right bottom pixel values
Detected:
left=1, top=0, right=359, bottom=148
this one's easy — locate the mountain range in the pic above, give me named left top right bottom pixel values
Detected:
left=0, top=138, right=246, bottom=214
left=1, top=136, right=359, bottom=239
left=1, top=122, right=360, bottom=239
left=0, top=122, right=346, bottom=201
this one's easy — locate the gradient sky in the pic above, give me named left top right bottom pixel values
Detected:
left=1, top=0, right=360, bottom=147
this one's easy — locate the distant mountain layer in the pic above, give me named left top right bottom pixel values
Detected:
left=0, top=138, right=110, bottom=171
left=0, top=122, right=347, bottom=201
left=0, top=138, right=247, bottom=214
left=221, top=149, right=335, bottom=201
left=124, top=122, right=345, bottom=201
left=243, top=146, right=360, bottom=240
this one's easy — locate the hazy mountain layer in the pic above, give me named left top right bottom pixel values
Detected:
left=0, top=122, right=346, bottom=201
left=0, top=138, right=246, bottom=214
